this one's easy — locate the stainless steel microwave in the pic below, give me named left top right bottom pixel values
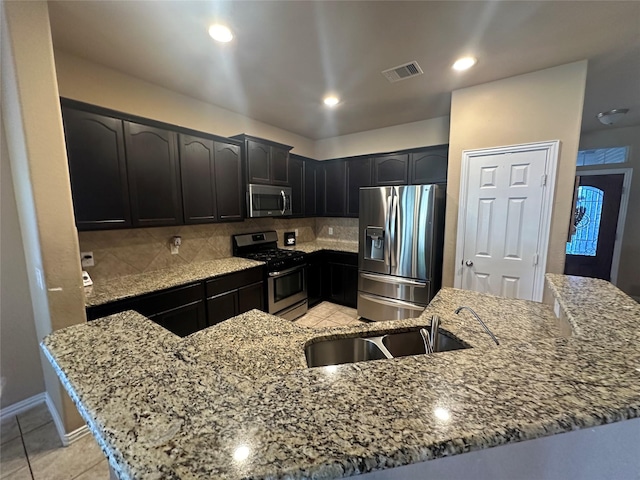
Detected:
left=246, top=184, right=292, bottom=218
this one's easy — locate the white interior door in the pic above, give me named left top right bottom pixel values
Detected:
left=455, top=142, right=558, bottom=301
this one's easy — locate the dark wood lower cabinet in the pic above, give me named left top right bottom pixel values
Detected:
left=150, top=300, right=206, bottom=337
left=207, top=291, right=239, bottom=327
left=86, top=267, right=265, bottom=335
left=307, top=252, right=323, bottom=308
left=320, top=251, right=358, bottom=309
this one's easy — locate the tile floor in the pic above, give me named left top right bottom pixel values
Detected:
left=0, top=302, right=362, bottom=479
left=293, top=301, right=366, bottom=328
left=1, top=404, right=109, bottom=479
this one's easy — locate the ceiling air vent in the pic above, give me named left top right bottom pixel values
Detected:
left=382, top=61, right=423, bottom=83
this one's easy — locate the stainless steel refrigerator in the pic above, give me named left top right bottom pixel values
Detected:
left=358, top=184, right=446, bottom=322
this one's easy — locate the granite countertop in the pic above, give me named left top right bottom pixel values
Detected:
left=42, top=275, right=640, bottom=479
left=84, top=257, right=265, bottom=307
left=85, top=241, right=357, bottom=308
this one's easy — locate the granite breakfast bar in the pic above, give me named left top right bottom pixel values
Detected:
left=42, top=274, right=640, bottom=479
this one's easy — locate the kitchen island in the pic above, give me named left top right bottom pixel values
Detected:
left=42, top=275, right=640, bottom=479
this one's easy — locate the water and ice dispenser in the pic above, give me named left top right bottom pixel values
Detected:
left=364, top=227, right=385, bottom=261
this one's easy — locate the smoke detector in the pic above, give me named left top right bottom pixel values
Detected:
left=382, top=61, right=423, bottom=83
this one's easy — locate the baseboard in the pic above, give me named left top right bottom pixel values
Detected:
left=0, top=392, right=47, bottom=421
left=44, top=392, right=90, bottom=446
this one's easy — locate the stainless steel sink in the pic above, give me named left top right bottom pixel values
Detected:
left=381, top=329, right=470, bottom=357
left=305, top=328, right=471, bottom=368
left=305, top=337, right=389, bottom=368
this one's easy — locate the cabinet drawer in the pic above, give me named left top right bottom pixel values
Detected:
left=205, top=266, right=264, bottom=298
left=134, top=283, right=204, bottom=317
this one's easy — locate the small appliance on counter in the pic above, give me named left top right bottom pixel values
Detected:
left=284, top=231, right=296, bottom=246
left=358, top=184, right=445, bottom=322
left=233, top=231, right=307, bottom=320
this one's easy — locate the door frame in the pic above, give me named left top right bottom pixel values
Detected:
left=571, top=167, right=632, bottom=285
left=454, top=140, right=560, bottom=301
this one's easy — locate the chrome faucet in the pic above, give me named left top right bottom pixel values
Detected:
left=419, top=315, right=441, bottom=354
left=454, top=306, right=500, bottom=346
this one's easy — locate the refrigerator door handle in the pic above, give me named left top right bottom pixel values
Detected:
left=389, top=189, right=398, bottom=268
left=360, top=293, right=425, bottom=311
left=385, top=194, right=393, bottom=267
left=360, top=272, right=427, bottom=287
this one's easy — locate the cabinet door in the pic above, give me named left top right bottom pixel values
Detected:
left=124, top=121, right=183, bottom=227
left=323, top=160, right=346, bottom=216
left=207, top=290, right=238, bottom=326
left=374, top=154, right=409, bottom=185
left=270, top=147, right=289, bottom=185
left=288, top=155, right=305, bottom=217
left=327, top=263, right=345, bottom=304
left=179, top=134, right=216, bottom=224
left=346, top=158, right=372, bottom=217
left=343, top=265, right=358, bottom=309
left=410, top=147, right=448, bottom=184
left=304, top=161, right=318, bottom=216
left=214, top=142, right=243, bottom=221
left=307, top=253, right=323, bottom=308
left=62, top=108, right=131, bottom=230
left=238, top=281, right=264, bottom=314
left=247, top=140, right=270, bottom=184
left=151, top=300, right=206, bottom=337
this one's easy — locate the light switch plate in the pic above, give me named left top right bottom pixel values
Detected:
left=328, top=227, right=334, bottom=235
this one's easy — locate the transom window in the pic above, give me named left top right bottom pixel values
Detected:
left=576, top=147, right=628, bottom=167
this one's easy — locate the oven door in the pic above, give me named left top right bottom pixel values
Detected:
left=247, top=184, right=292, bottom=217
left=267, top=265, right=307, bottom=314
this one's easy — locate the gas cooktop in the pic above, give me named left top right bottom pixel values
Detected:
left=232, top=231, right=305, bottom=270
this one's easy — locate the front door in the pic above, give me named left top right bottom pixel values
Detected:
left=564, top=174, right=624, bottom=281
left=457, top=147, right=550, bottom=300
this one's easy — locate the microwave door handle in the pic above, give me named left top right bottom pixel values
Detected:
left=280, top=190, right=286, bottom=215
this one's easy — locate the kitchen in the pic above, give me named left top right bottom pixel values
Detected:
left=2, top=1, right=640, bottom=479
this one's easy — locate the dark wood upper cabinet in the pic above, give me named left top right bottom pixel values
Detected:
left=304, top=160, right=319, bottom=217
left=409, top=146, right=448, bottom=184
left=373, top=154, right=409, bottom=185
left=323, top=160, right=346, bottom=217
left=213, top=142, right=243, bottom=221
left=288, top=154, right=305, bottom=217
left=179, top=134, right=217, bottom=224
left=270, top=147, right=289, bottom=185
left=246, top=140, right=270, bottom=184
left=346, top=157, right=372, bottom=217
left=124, top=121, right=183, bottom=227
left=231, top=135, right=293, bottom=186
left=62, top=107, right=131, bottom=230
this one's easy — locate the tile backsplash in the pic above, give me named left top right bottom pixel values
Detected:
left=315, top=217, right=358, bottom=242
left=79, top=218, right=315, bottom=283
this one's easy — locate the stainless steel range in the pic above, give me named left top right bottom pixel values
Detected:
left=232, top=231, right=307, bottom=320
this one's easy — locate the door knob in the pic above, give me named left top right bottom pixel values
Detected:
left=465, top=260, right=474, bottom=267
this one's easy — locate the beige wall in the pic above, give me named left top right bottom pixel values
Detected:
left=443, top=61, right=588, bottom=288
left=54, top=51, right=317, bottom=158
left=1, top=1, right=85, bottom=430
left=314, top=116, right=450, bottom=160
left=0, top=122, right=45, bottom=409
left=578, top=125, right=640, bottom=298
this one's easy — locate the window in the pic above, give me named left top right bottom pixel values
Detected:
left=576, top=147, right=628, bottom=167
left=566, top=186, right=604, bottom=256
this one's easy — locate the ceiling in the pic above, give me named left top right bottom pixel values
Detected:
left=48, top=1, right=640, bottom=140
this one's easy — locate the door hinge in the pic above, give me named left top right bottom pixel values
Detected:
left=533, top=253, right=539, bottom=266
left=541, top=174, right=547, bottom=186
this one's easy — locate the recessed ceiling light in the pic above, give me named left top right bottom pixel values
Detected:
left=323, top=95, right=340, bottom=107
left=208, top=24, right=233, bottom=43
left=452, top=56, right=477, bottom=71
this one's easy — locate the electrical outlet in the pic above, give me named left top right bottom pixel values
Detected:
left=295, top=229, right=298, bottom=236
left=171, top=245, right=179, bottom=255
left=328, top=227, right=334, bottom=235
left=81, top=252, right=94, bottom=267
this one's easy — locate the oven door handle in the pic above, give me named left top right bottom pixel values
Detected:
left=268, top=264, right=306, bottom=278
